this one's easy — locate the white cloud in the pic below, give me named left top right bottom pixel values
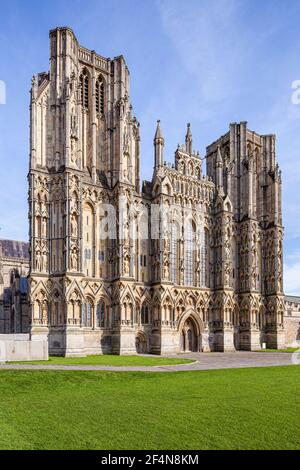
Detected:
left=284, top=257, right=300, bottom=295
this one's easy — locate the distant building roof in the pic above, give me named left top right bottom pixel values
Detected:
left=285, top=295, right=300, bottom=304
left=0, top=239, right=29, bottom=260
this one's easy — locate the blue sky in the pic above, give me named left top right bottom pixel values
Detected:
left=0, top=0, right=300, bottom=293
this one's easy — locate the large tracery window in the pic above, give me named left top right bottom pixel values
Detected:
left=80, top=69, right=89, bottom=109
left=81, top=299, right=93, bottom=327
left=86, top=301, right=92, bottom=327
left=171, top=223, right=178, bottom=284
left=141, top=303, right=149, bottom=324
left=184, top=221, right=195, bottom=286
left=200, top=228, right=209, bottom=287
left=96, top=300, right=105, bottom=328
left=95, top=76, right=104, bottom=115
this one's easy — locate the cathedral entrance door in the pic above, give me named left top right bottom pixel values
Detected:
left=136, top=332, right=148, bottom=354
left=180, top=317, right=199, bottom=352
left=187, top=329, right=193, bottom=351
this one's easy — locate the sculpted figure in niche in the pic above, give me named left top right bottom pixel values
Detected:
left=36, top=251, right=41, bottom=271
left=71, top=250, right=78, bottom=271
left=225, top=239, right=231, bottom=260
left=123, top=222, right=129, bottom=242
left=124, top=255, right=130, bottom=275
left=164, top=235, right=170, bottom=252
left=42, top=251, right=48, bottom=271
left=163, top=262, right=169, bottom=279
left=70, top=113, right=78, bottom=138
left=71, top=214, right=78, bottom=237
left=42, top=218, right=47, bottom=237
left=70, top=138, right=77, bottom=164
left=70, top=196, right=78, bottom=214
left=42, top=303, right=48, bottom=323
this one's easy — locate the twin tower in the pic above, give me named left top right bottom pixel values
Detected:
left=28, top=27, right=285, bottom=356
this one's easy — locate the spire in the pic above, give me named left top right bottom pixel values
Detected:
left=185, top=123, right=192, bottom=154
left=154, top=120, right=164, bottom=168
left=154, top=119, right=164, bottom=140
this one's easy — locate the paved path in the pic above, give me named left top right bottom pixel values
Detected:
left=0, top=352, right=296, bottom=372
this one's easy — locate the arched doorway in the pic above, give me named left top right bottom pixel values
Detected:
left=136, top=332, right=148, bottom=354
left=180, top=316, right=200, bottom=352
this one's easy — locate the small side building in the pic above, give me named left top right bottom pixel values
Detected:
left=0, top=240, right=48, bottom=362
left=284, top=296, right=300, bottom=348
left=0, top=239, right=30, bottom=333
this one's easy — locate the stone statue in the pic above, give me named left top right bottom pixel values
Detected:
left=42, top=252, right=48, bottom=271
left=42, top=218, right=47, bottom=237
left=71, top=215, right=78, bottom=237
left=163, top=263, right=169, bottom=279
left=124, top=256, right=130, bottom=275
left=70, top=138, right=77, bottom=163
left=71, top=250, right=78, bottom=271
left=36, top=252, right=41, bottom=271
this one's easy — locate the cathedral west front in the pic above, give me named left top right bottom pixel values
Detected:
left=25, top=27, right=285, bottom=356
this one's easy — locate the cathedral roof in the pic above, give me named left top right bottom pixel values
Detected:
left=0, top=240, right=29, bottom=260
left=285, top=295, right=300, bottom=304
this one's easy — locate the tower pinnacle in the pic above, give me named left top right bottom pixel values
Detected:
left=185, top=123, right=193, bottom=154
left=154, top=120, right=164, bottom=167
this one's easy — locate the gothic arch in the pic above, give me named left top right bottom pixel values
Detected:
left=178, top=308, right=203, bottom=333
left=178, top=309, right=203, bottom=353
left=79, top=67, right=91, bottom=108
left=96, top=74, right=105, bottom=115
left=135, top=330, right=148, bottom=354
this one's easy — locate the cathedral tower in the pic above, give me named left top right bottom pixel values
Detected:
left=28, top=27, right=141, bottom=355
left=206, top=122, right=285, bottom=349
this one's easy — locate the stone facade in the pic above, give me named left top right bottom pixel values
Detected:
left=24, top=27, right=286, bottom=356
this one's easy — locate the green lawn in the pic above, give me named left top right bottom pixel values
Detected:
left=255, top=348, right=299, bottom=353
left=9, top=355, right=194, bottom=367
left=0, top=366, right=299, bottom=449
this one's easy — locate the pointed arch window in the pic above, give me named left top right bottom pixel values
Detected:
left=184, top=221, right=195, bottom=286
left=81, top=300, right=93, bottom=327
left=141, top=303, right=149, bottom=324
left=171, top=223, right=179, bottom=284
left=86, top=301, right=92, bottom=327
left=81, top=303, right=86, bottom=326
left=96, top=300, right=105, bottom=328
left=96, top=76, right=104, bottom=115
left=200, top=228, right=209, bottom=287
left=80, top=69, right=89, bottom=109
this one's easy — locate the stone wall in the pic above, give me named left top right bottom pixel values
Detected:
left=0, top=334, right=48, bottom=362
left=284, top=316, right=300, bottom=348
